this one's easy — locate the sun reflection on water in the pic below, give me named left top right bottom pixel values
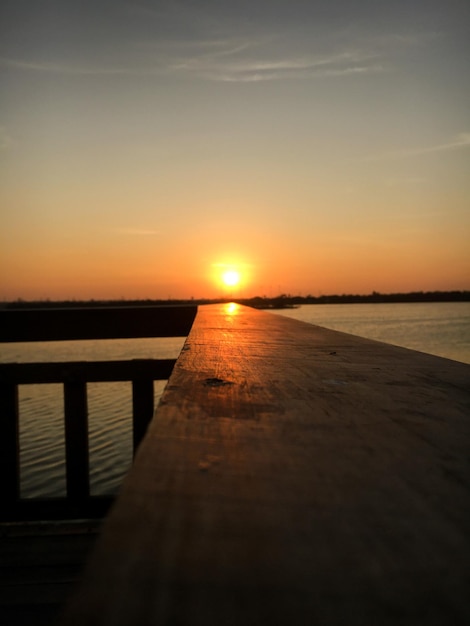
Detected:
left=224, top=302, right=239, bottom=315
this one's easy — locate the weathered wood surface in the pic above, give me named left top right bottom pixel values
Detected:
left=62, top=303, right=470, bottom=625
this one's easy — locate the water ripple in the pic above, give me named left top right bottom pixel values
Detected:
left=5, top=339, right=182, bottom=499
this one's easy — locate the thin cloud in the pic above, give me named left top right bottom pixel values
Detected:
left=362, top=133, right=470, bottom=161
left=1, top=26, right=422, bottom=84
left=228, top=51, right=376, bottom=73
left=211, top=63, right=385, bottom=82
left=313, top=64, right=385, bottom=78
left=410, top=133, right=470, bottom=155
left=200, top=28, right=438, bottom=83
left=0, top=57, right=164, bottom=77
left=232, top=58, right=325, bottom=72
left=197, top=49, right=385, bottom=82
left=2, top=32, right=385, bottom=83
left=137, top=36, right=254, bottom=57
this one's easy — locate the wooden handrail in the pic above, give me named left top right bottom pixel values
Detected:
left=0, top=304, right=197, bottom=342
left=0, top=305, right=197, bottom=521
left=0, top=366, right=174, bottom=521
left=61, top=304, right=470, bottom=626
left=0, top=359, right=176, bottom=384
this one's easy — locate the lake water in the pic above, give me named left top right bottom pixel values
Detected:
left=274, top=302, right=470, bottom=365
left=1, top=337, right=185, bottom=498
left=2, top=302, right=469, bottom=499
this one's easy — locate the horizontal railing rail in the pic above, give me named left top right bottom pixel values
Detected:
left=0, top=304, right=196, bottom=342
left=0, top=358, right=176, bottom=384
left=0, top=306, right=197, bottom=521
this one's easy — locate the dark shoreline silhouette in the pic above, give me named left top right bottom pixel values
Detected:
left=2, top=290, right=469, bottom=310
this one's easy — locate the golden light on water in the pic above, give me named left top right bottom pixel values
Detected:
left=224, top=302, right=239, bottom=315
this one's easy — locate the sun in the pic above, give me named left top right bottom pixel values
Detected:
left=211, top=260, right=249, bottom=293
left=222, top=269, right=241, bottom=287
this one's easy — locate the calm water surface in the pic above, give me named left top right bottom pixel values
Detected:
left=274, top=302, right=470, bottom=365
left=2, top=302, right=469, bottom=498
left=1, top=337, right=185, bottom=498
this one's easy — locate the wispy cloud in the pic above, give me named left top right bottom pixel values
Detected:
left=0, top=57, right=162, bottom=76
left=0, top=37, right=385, bottom=83
left=178, top=45, right=385, bottom=82
left=405, top=133, right=470, bottom=155
left=1, top=22, right=433, bottom=85
left=209, top=64, right=385, bottom=83
left=362, top=133, right=470, bottom=161
left=176, top=26, right=434, bottom=83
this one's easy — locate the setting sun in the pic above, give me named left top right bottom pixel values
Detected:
left=222, top=269, right=241, bottom=287
left=211, top=260, right=251, bottom=295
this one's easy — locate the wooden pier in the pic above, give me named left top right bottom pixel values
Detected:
left=0, top=305, right=197, bottom=522
left=2, top=303, right=470, bottom=625
left=0, top=304, right=197, bottom=624
left=0, top=520, right=99, bottom=626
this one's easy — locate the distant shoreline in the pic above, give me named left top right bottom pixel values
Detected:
left=2, top=290, right=469, bottom=309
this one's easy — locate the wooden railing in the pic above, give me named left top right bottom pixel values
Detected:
left=0, top=305, right=197, bottom=521
left=60, top=304, right=470, bottom=626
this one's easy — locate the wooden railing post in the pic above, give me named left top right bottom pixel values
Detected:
left=64, top=381, right=90, bottom=500
left=0, top=304, right=197, bottom=520
left=132, top=380, right=154, bottom=453
left=0, top=383, right=20, bottom=505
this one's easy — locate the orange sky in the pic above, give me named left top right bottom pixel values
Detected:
left=1, top=1, right=469, bottom=300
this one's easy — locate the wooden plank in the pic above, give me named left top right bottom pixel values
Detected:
left=0, top=359, right=176, bottom=385
left=0, top=604, right=63, bottom=626
left=0, top=496, right=113, bottom=522
left=0, top=305, right=197, bottom=342
left=61, top=304, right=470, bottom=625
left=0, top=358, right=173, bottom=521
left=0, top=521, right=100, bottom=570
left=0, top=383, right=20, bottom=505
left=132, top=380, right=154, bottom=452
left=0, top=520, right=100, bottom=626
left=64, top=382, right=90, bottom=501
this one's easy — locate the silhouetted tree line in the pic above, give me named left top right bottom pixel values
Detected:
left=242, top=290, right=470, bottom=309
left=2, top=290, right=469, bottom=309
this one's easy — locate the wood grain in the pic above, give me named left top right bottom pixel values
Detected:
left=61, top=303, right=470, bottom=625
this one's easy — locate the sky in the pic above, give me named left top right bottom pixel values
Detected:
left=1, top=0, right=469, bottom=300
